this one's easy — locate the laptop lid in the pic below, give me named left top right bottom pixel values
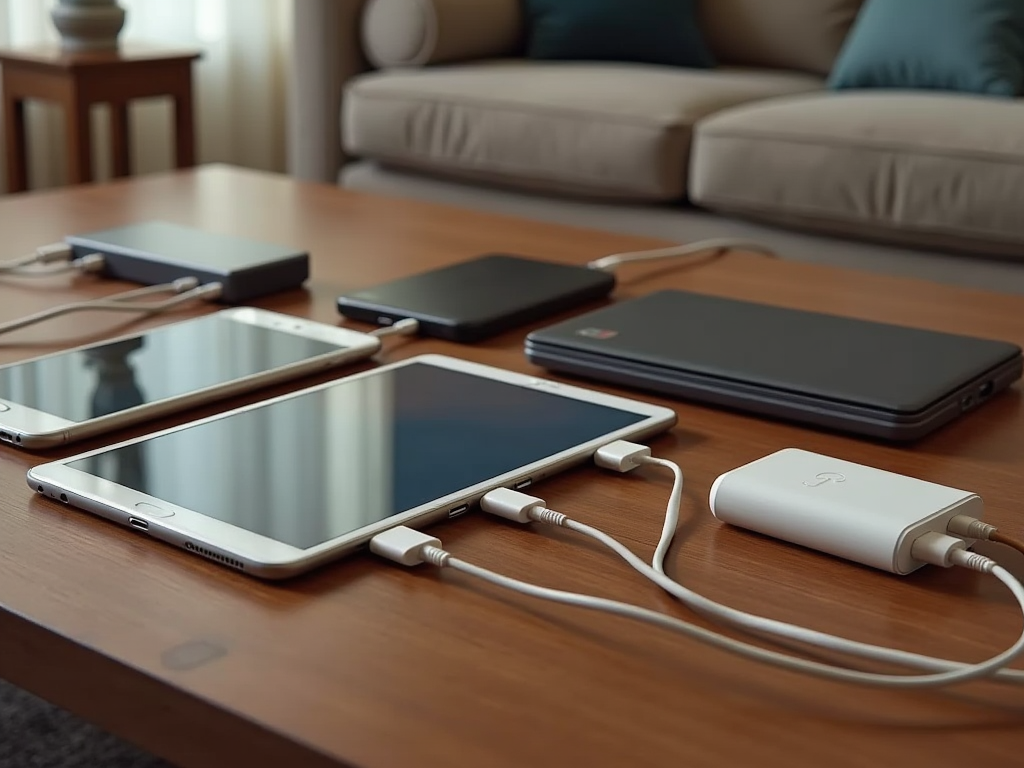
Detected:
left=525, top=290, right=1022, bottom=415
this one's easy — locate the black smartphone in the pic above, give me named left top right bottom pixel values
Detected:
left=336, top=254, right=616, bottom=343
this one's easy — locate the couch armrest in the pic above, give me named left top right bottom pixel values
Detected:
left=287, top=0, right=371, bottom=183
left=362, top=0, right=523, bottom=68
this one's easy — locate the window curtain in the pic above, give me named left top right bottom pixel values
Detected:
left=0, top=0, right=291, bottom=193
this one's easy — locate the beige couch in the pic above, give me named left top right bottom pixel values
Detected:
left=288, top=0, right=1024, bottom=290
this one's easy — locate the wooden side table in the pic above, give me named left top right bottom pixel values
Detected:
left=1, top=44, right=201, bottom=192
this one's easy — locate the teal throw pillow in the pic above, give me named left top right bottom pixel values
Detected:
left=524, top=0, right=716, bottom=69
left=829, top=0, right=1024, bottom=96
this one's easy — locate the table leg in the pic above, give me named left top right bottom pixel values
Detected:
left=173, top=80, right=195, bottom=167
left=65, top=90, right=92, bottom=184
left=109, top=102, right=131, bottom=178
left=3, top=93, right=28, bottom=193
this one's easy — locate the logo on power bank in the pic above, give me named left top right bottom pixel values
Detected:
left=803, top=472, right=847, bottom=487
left=576, top=328, right=618, bottom=340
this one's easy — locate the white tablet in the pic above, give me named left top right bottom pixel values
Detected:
left=28, top=354, right=676, bottom=579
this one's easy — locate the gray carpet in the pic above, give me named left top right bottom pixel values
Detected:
left=0, top=678, right=171, bottom=768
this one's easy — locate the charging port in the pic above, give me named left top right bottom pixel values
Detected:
left=513, top=478, right=533, bottom=490
left=128, top=517, right=149, bottom=531
left=979, top=380, right=995, bottom=400
left=448, top=505, right=469, bottom=519
left=0, top=432, right=12, bottom=443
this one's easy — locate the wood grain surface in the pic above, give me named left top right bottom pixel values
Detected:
left=1, top=166, right=1024, bottom=768
left=0, top=45, right=202, bottom=70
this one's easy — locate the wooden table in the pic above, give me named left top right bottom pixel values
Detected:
left=0, top=44, right=200, bottom=192
left=1, top=165, right=1024, bottom=768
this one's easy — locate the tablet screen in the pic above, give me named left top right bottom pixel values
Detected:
left=68, top=363, right=647, bottom=548
left=0, top=314, right=343, bottom=422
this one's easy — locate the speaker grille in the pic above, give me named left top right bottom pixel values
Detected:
left=184, top=541, right=245, bottom=570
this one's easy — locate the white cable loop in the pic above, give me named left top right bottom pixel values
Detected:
left=565, top=453, right=1024, bottom=683
left=636, top=456, right=683, bottom=574
left=587, top=238, right=777, bottom=273
left=438, top=550, right=1024, bottom=687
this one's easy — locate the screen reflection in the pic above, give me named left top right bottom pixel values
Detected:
left=70, top=364, right=646, bottom=549
left=82, top=337, right=147, bottom=488
left=0, top=314, right=342, bottom=422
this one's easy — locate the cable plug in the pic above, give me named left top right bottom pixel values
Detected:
left=370, top=318, right=420, bottom=338
left=74, top=253, right=106, bottom=273
left=946, top=514, right=997, bottom=541
left=370, top=526, right=449, bottom=567
left=171, top=276, right=200, bottom=292
left=194, top=282, right=224, bottom=302
left=950, top=548, right=997, bottom=574
left=909, top=530, right=995, bottom=575
left=480, top=488, right=567, bottom=526
left=34, top=243, right=74, bottom=264
left=594, top=441, right=652, bottom=472
left=911, top=531, right=968, bottom=568
left=945, top=515, right=1024, bottom=562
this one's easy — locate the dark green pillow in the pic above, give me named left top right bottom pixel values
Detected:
left=523, top=0, right=716, bottom=69
left=829, top=0, right=1024, bottom=96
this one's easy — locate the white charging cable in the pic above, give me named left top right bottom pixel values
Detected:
left=0, top=244, right=105, bottom=278
left=371, top=523, right=1024, bottom=687
left=17, top=253, right=106, bottom=277
left=0, top=243, right=75, bottom=272
left=0, top=277, right=223, bottom=339
left=478, top=441, right=1024, bottom=684
left=587, top=238, right=777, bottom=273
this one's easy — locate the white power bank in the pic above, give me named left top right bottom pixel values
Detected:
left=708, top=448, right=982, bottom=574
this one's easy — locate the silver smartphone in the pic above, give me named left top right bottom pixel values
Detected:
left=0, top=307, right=381, bottom=449
left=28, top=354, right=677, bottom=579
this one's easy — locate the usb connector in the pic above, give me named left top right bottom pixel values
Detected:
left=594, top=441, right=651, bottom=472
left=370, top=527, right=446, bottom=567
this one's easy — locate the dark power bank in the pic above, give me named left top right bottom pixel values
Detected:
left=336, top=254, right=616, bottom=343
left=66, top=221, right=309, bottom=304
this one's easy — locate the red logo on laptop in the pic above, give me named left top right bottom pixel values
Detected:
left=577, top=328, right=618, bottom=340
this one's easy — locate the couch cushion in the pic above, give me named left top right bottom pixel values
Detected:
left=690, top=93, right=1024, bottom=255
left=699, top=0, right=865, bottom=76
left=344, top=62, right=822, bottom=200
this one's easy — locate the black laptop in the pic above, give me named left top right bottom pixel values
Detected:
left=524, top=290, right=1023, bottom=441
